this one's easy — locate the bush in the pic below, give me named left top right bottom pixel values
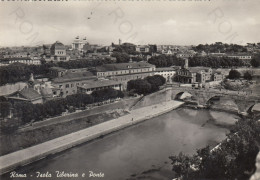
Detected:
left=169, top=118, right=260, bottom=180
left=127, top=75, right=166, bottom=95
left=228, top=69, right=241, bottom=79
left=244, top=71, right=253, bottom=80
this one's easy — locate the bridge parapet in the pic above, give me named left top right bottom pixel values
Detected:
left=168, top=85, right=260, bottom=112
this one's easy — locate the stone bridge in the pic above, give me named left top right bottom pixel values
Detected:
left=165, top=86, right=260, bottom=114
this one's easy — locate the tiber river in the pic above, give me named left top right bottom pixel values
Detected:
left=2, top=108, right=239, bottom=180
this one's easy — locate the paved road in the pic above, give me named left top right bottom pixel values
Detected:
left=0, top=100, right=184, bottom=175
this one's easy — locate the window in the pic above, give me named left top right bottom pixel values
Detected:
left=66, top=84, right=69, bottom=88
left=71, top=84, right=74, bottom=87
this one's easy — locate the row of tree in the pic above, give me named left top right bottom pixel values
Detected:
left=148, top=54, right=248, bottom=68
left=227, top=69, right=253, bottom=80
left=0, top=59, right=113, bottom=85
left=192, top=42, right=247, bottom=53
left=251, top=53, right=260, bottom=67
left=169, top=118, right=260, bottom=179
left=127, top=75, right=166, bottom=95
left=1, top=88, right=124, bottom=126
left=148, top=55, right=183, bottom=67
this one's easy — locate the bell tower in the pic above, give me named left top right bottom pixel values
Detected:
left=28, top=73, right=35, bottom=88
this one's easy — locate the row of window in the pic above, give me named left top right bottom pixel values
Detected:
left=99, top=68, right=154, bottom=77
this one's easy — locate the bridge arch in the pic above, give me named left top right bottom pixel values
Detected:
left=205, top=95, right=239, bottom=111
left=245, top=103, right=260, bottom=113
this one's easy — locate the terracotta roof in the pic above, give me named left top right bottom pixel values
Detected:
left=52, top=71, right=96, bottom=83
left=96, top=62, right=155, bottom=72
left=19, top=88, right=42, bottom=100
left=156, top=67, right=176, bottom=71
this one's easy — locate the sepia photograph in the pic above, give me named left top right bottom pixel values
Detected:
left=0, top=0, right=260, bottom=179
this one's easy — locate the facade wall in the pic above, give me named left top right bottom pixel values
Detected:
left=52, top=79, right=93, bottom=98
left=97, top=67, right=155, bottom=78
left=155, top=70, right=176, bottom=82
left=77, top=84, right=121, bottom=94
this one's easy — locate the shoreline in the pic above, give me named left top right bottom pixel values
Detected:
left=0, top=100, right=184, bottom=176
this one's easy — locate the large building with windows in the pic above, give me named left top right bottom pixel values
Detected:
left=77, top=79, right=122, bottom=94
left=155, top=67, right=178, bottom=83
left=95, top=62, right=156, bottom=89
left=44, top=41, right=70, bottom=62
left=72, top=36, right=88, bottom=51
left=175, top=59, right=216, bottom=84
left=50, top=67, right=96, bottom=97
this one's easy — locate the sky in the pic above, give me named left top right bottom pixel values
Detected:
left=0, top=0, right=259, bottom=47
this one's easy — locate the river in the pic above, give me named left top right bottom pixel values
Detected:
left=1, top=108, right=239, bottom=180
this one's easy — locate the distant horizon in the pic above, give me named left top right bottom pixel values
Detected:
left=0, top=0, right=259, bottom=47
left=0, top=40, right=259, bottom=49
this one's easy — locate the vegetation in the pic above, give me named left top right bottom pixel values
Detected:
left=189, top=55, right=246, bottom=68
left=0, top=89, right=124, bottom=128
left=251, top=53, right=260, bottom=67
left=111, top=52, right=130, bottom=63
left=227, top=69, right=241, bottom=79
left=113, top=43, right=138, bottom=55
left=192, top=42, right=247, bottom=53
left=148, top=54, right=247, bottom=68
left=0, top=59, right=112, bottom=85
left=127, top=75, right=166, bottom=95
left=169, top=118, right=260, bottom=180
left=148, top=55, right=182, bottom=67
left=244, top=71, right=253, bottom=80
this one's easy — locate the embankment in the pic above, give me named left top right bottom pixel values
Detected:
left=0, top=100, right=184, bottom=175
left=0, top=89, right=174, bottom=157
left=0, top=97, right=140, bottom=156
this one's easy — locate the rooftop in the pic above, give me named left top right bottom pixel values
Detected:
left=96, top=62, right=155, bottom=72
left=50, top=41, right=65, bottom=50
left=156, top=67, right=177, bottom=71
left=78, top=79, right=121, bottom=89
left=52, top=71, right=96, bottom=83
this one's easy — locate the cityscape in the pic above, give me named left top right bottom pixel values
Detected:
left=0, top=1, right=260, bottom=180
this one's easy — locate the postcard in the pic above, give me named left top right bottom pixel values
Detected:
left=0, top=0, right=259, bottom=179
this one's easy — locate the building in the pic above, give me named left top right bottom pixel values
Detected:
left=50, top=67, right=96, bottom=98
left=6, top=74, right=44, bottom=104
left=162, top=49, right=174, bottom=55
left=136, top=45, right=150, bottom=53
left=176, top=52, right=194, bottom=59
left=213, top=72, right=225, bottom=81
left=50, top=41, right=70, bottom=61
left=175, top=59, right=214, bottom=84
left=95, top=62, right=156, bottom=89
left=72, top=36, right=89, bottom=51
left=0, top=57, right=41, bottom=66
left=155, top=67, right=177, bottom=83
left=226, top=53, right=252, bottom=60
left=77, top=79, right=122, bottom=94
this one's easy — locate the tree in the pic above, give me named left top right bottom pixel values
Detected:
left=169, top=118, right=260, bottom=180
left=251, top=53, right=260, bottom=67
left=127, top=79, right=151, bottom=95
left=0, top=102, right=11, bottom=119
left=244, top=71, right=253, bottom=80
left=228, top=69, right=241, bottom=79
left=111, top=52, right=130, bottom=63
left=92, top=88, right=124, bottom=102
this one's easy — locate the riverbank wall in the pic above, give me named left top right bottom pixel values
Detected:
left=0, top=97, right=141, bottom=156
left=0, top=100, right=184, bottom=175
